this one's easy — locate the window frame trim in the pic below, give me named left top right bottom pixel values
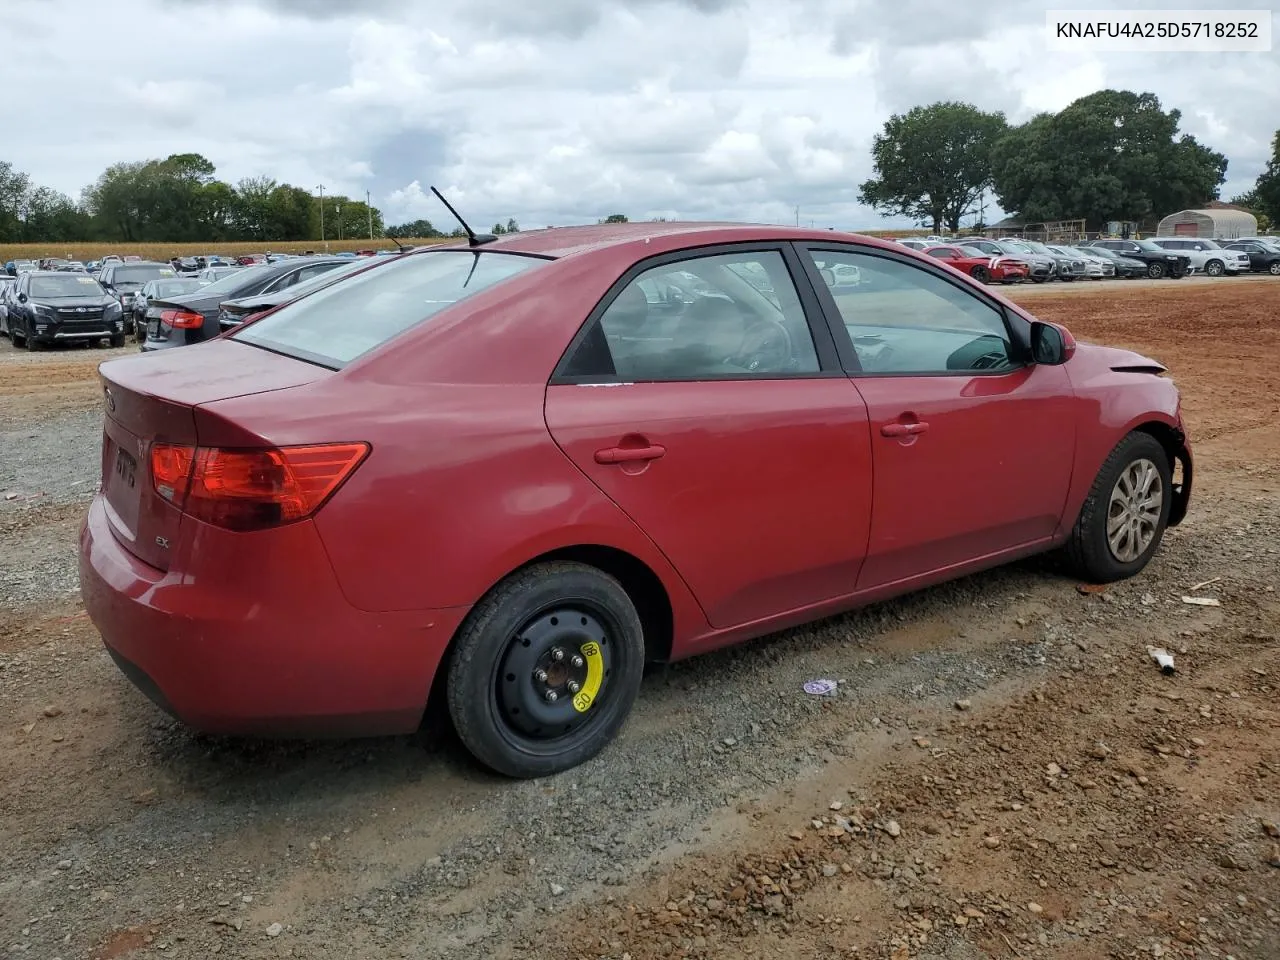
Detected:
left=549, top=241, right=844, bottom=385
left=793, top=241, right=1035, bottom=379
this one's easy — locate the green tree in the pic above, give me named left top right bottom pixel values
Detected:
left=505, top=217, right=519, bottom=233
left=386, top=219, right=440, bottom=238
left=602, top=213, right=629, bottom=223
left=0, top=161, right=33, bottom=242
left=991, top=90, right=1227, bottom=229
left=20, top=187, right=90, bottom=242
left=1247, top=131, right=1280, bottom=229
left=265, top=185, right=314, bottom=240
left=314, top=195, right=383, bottom=242
left=233, top=176, right=278, bottom=240
left=858, top=102, right=1008, bottom=233
left=84, top=161, right=147, bottom=240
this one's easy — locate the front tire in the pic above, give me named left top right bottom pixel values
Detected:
left=1269, top=261, right=1280, bottom=276
left=1064, top=432, right=1172, bottom=583
left=109, top=334, right=126, bottom=348
left=1147, top=261, right=1166, bottom=279
left=1204, top=259, right=1224, bottom=277
left=25, top=323, right=46, bottom=351
left=446, top=562, right=646, bottom=778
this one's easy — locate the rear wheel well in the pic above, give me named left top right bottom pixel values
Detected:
left=529, top=545, right=674, bottom=663
left=422, top=546, right=675, bottom=730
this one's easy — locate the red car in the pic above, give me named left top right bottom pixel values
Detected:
left=79, top=223, right=1192, bottom=778
left=923, top=243, right=1030, bottom=283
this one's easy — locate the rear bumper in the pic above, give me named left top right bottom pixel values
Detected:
left=78, top=496, right=469, bottom=737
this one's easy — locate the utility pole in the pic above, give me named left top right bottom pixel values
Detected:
left=794, top=205, right=800, bottom=226
left=317, top=185, right=326, bottom=251
left=336, top=204, right=343, bottom=242
left=366, top=190, right=374, bottom=240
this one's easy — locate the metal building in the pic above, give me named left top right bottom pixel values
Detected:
left=1156, top=206, right=1258, bottom=239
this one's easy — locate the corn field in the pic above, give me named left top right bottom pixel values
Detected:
left=0, top=238, right=451, bottom=262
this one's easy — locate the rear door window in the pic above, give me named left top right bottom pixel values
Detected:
left=234, top=251, right=544, bottom=367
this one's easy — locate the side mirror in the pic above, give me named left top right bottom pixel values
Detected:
left=17, top=292, right=26, bottom=303
left=819, top=267, right=837, bottom=288
left=1030, top=320, right=1073, bottom=365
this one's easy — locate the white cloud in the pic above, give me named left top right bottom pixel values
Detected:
left=0, top=0, right=1276, bottom=231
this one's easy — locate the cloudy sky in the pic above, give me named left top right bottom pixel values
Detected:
left=4, top=0, right=1277, bottom=230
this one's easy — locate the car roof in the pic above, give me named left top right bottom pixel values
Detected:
left=27, top=270, right=100, bottom=278
left=421, top=222, right=899, bottom=260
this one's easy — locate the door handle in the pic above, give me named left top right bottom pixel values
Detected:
left=880, top=421, right=930, bottom=438
left=594, top=443, right=666, bottom=465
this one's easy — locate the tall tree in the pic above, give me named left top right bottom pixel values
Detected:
left=84, top=161, right=147, bottom=240
left=858, top=102, right=1008, bottom=232
left=0, top=161, right=33, bottom=242
left=20, top=187, right=90, bottom=242
left=991, top=90, right=1227, bottom=228
left=1247, top=130, right=1280, bottom=229
left=601, top=213, right=629, bottom=223
left=233, top=176, right=278, bottom=240
left=386, top=219, right=440, bottom=238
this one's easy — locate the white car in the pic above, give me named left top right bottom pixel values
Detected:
left=1149, top=238, right=1250, bottom=277
left=897, top=238, right=934, bottom=251
left=1049, top=245, right=1115, bottom=278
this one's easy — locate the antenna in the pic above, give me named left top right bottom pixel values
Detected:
left=430, top=186, right=498, bottom=247
left=390, top=237, right=410, bottom=253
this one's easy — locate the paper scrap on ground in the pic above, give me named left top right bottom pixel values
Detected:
left=1181, top=596, right=1221, bottom=607
left=803, top=679, right=839, bottom=696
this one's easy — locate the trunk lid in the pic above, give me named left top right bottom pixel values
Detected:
left=97, top=340, right=328, bottom=569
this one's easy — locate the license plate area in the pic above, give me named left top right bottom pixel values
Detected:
left=105, top=442, right=142, bottom=534
left=148, top=320, right=160, bottom=338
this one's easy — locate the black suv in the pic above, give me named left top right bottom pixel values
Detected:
left=141, top=256, right=350, bottom=351
left=98, top=261, right=179, bottom=335
left=6, top=271, right=126, bottom=349
left=1080, top=239, right=1190, bottom=279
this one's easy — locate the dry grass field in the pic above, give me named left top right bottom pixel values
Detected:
left=0, top=238, right=450, bottom=262
left=0, top=229, right=937, bottom=264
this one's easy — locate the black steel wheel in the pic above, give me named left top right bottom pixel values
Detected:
left=447, top=561, right=645, bottom=778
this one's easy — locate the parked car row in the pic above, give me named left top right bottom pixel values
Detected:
left=895, top=234, right=1280, bottom=284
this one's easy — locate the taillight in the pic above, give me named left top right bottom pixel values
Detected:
left=151, top=442, right=368, bottom=532
left=160, top=309, right=204, bottom=329
left=151, top=443, right=197, bottom=504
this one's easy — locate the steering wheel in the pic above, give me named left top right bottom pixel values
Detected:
left=733, top=316, right=794, bottom=373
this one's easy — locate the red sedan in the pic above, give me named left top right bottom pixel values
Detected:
left=79, top=223, right=1192, bottom=778
left=923, top=243, right=1030, bottom=283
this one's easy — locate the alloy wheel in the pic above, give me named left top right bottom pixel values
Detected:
left=1106, top=458, right=1164, bottom=563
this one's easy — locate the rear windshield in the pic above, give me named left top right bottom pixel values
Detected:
left=198, top=263, right=272, bottom=294
left=31, top=275, right=105, bottom=298
left=112, top=264, right=176, bottom=284
left=154, top=279, right=203, bottom=298
left=234, top=250, right=544, bottom=367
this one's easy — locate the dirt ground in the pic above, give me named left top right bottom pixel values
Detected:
left=1, top=276, right=1277, bottom=960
